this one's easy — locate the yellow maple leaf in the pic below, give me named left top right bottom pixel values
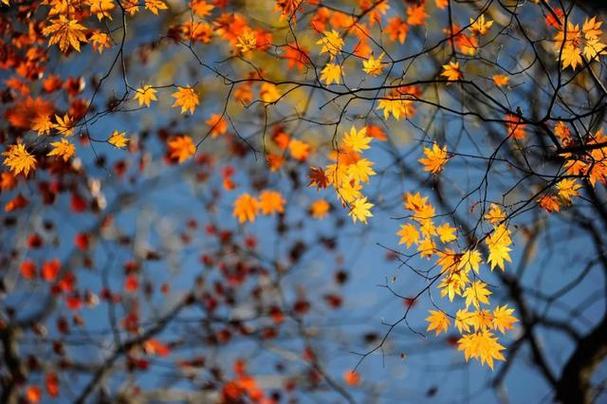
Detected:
left=455, top=309, right=473, bottom=333
left=492, top=305, right=518, bottom=334
left=288, top=139, right=310, bottom=161
left=54, top=114, right=74, bottom=137
left=463, top=280, right=492, bottom=309
left=347, top=158, right=375, bottom=183
left=3, top=144, right=36, bottom=176
left=316, top=30, right=343, bottom=60
left=172, top=86, right=199, bottom=114
left=108, top=130, right=128, bottom=148
left=556, top=178, right=581, bottom=203
left=348, top=196, right=373, bottom=224
left=457, top=330, right=505, bottom=369
left=320, top=63, right=342, bottom=85
left=145, top=0, right=168, bottom=14
left=258, top=190, right=285, bottom=215
left=426, top=310, right=450, bottom=336
left=485, top=225, right=512, bottom=271
left=342, top=126, right=371, bottom=153
left=469, top=15, right=493, bottom=36
left=441, top=61, right=462, bottom=81
left=418, top=237, right=436, bottom=258
left=192, top=0, right=214, bottom=17
left=89, top=0, right=115, bottom=20
left=90, top=31, right=112, bottom=53
left=134, top=85, right=157, bottom=107
left=484, top=203, right=506, bottom=225
left=236, top=29, right=257, bottom=53
left=47, top=138, right=75, bottom=161
left=398, top=223, right=419, bottom=247
left=436, top=222, right=456, bottom=243
left=31, top=114, right=53, bottom=135
left=362, top=53, right=385, bottom=76
left=167, top=135, right=196, bottom=163
left=42, top=16, right=88, bottom=53
left=419, top=143, right=449, bottom=174
left=260, top=83, right=281, bottom=104
left=233, top=193, right=259, bottom=223
left=459, top=249, right=482, bottom=273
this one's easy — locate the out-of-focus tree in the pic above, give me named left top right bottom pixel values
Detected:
left=1, top=0, right=607, bottom=403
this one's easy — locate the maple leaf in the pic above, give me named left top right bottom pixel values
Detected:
left=538, top=194, right=560, bottom=213
left=89, top=0, right=115, bottom=20
left=561, top=44, right=583, bottom=70
left=168, top=135, right=196, bottom=163
left=308, top=167, right=329, bottom=189
left=288, top=139, right=310, bottom=161
left=145, top=0, right=168, bottom=14
left=3, top=144, right=36, bottom=176
left=134, top=85, right=157, bottom=107
left=316, top=30, right=343, bottom=60
left=191, top=0, right=214, bottom=17
left=492, top=74, right=509, bottom=87
left=463, top=280, right=492, bottom=309
left=419, top=143, right=449, bottom=174
left=398, top=223, right=419, bottom=247
left=459, top=249, right=482, bottom=274
left=485, top=225, right=512, bottom=271
left=436, top=222, right=456, bottom=243
left=362, top=53, right=384, bottom=76
left=342, top=126, right=371, bottom=152
left=258, top=190, right=285, bottom=215
left=233, top=193, right=259, bottom=223
left=172, top=86, right=199, bottom=114
left=43, top=16, right=88, bottom=53
left=310, top=199, right=330, bottom=219
left=206, top=114, right=228, bottom=138
left=469, top=15, right=493, bottom=36
left=54, top=114, right=74, bottom=137
left=457, top=330, right=505, bottom=369
left=347, top=158, right=375, bottom=183
left=47, top=138, right=75, bottom=161
left=236, top=30, right=257, bottom=53
left=348, top=196, right=373, bottom=224
left=90, top=31, right=112, bottom=53
left=455, top=309, right=473, bottom=333
left=385, top=17, right=408, bottom=44
left=418, top=237, right=436, bottom=258
left=441, top=61, right=462, bottom=81
left=32, top=114, right=53, bottom=135
left=492, top=305, right=518, bottom=334
left=426, top=310, right=450, bottom=336
left=554, top=23, right=582, bottom=70
left=108, top=130, right=128, bottom=148
left=556, top=178, right=581, bottom=203
left=439, top=271, right=466, bottom=300
left=260, top=83, right=281, bottom=103
left=407, top=4, right=427, bottom=26
left=320, top=63, right=342, bottom=85
left=484, top=203, right=506, bottom=225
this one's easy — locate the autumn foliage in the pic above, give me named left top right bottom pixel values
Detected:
left=1, top=0, right=607, bottom=402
